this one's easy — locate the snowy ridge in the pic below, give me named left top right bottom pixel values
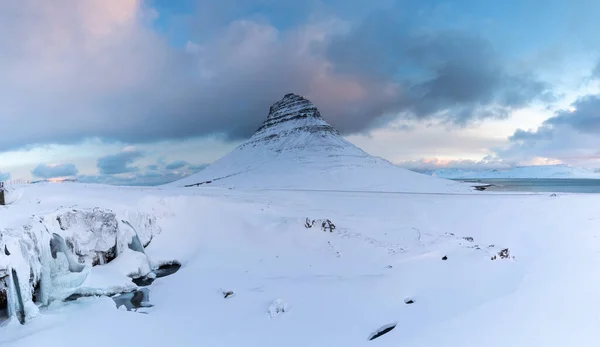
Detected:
left=421, top=165, right=600, bottom=179
left=172, top=93, right=467, bottom=193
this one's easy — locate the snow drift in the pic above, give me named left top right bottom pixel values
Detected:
left=172, top=93, right=467, bottom=193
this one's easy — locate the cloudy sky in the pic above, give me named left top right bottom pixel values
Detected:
left=1, top=0, right=600, bottom=184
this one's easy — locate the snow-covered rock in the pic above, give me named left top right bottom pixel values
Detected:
left=171, top=93, right=467, bottom=193
left=267, top=299, right=290, bottom=318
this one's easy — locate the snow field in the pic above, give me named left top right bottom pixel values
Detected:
left=2, top=183, right=600, bottom=346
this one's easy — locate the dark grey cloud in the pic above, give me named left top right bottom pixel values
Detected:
left=509, top=127, right=554, bottom=142
left=79, top=160, right=205, bottom=185
left=97, top=150, right=144, bottom=175
left=500, top=94, right=600, bottom=164
left=32, top=163, right=78, bottom=178
left=327, top=12, right=554, bottom=128
left=79, top=171, right=188, bottom=186
left=165, top=160, right=189, bottom=170
left=0, top=2, right=556, bottom=151
left=544, top=96, right=600, bottom=134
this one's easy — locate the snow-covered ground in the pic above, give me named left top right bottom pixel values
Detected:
left=2, top=182, right=600, bottom=347
left=420, top=164, right=600, bottom=179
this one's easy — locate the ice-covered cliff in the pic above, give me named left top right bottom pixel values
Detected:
left=0, top=208, right=161, bottom=324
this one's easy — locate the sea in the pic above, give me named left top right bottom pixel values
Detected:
left=455, top=178, right=600, bottom=194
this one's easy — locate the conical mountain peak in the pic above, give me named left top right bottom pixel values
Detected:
left=258, top=93, right=337, bottom=134
left=264, top=93, right=322, bottom=123
left=239, top=93, right=342, bottom=151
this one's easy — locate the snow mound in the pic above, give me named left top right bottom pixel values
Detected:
left=171, top=93, right=467, bottom=193
left=267, top=299, right=290, bottom=318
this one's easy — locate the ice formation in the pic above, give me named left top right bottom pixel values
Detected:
left=0, top=208, right=161, bottom=324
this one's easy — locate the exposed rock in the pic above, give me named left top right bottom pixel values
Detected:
left=241, top=93, right=341, bottom=151
left=491, top=248, right=512, bottom=260
left=368, top=323, right=397, bottom=341
left=442, top=255, right=448, bottom=261
left=305, top=218, right=336, bottom=232
left=154, top=262, right=181, bottom=278
left=473, top=185, right=492, bottom=191
left=223, top=291, right=235, bottom=299
left=132, top=262, right=181, bottom=287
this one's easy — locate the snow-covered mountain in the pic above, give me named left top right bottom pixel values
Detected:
left=173, top=93, right=466, bottom=193
left=420, top=165, right=600, bottom=179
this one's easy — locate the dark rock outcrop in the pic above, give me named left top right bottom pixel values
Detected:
left=238, top=93, right=341, bottom=151
left=368, top=323, right=397, bottom=341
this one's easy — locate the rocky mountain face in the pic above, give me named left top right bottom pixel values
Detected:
left=237, top=93, right=361, bottom=154
left=239, top=93, right=341, bottom=150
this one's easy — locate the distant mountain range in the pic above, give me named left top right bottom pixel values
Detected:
left=415, top=165, right=600, bottom=179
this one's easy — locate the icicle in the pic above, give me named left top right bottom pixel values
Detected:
left=37, top=235, right=53, bottom=306
left=8, top=269, right=25, bottom=324
left=121, top=220, right=146, bottom=254
left=5, top=273, right=15, bottom=321
left=119, top=219, right=155, bottom=282
left=50, top=234, right=84, bottom=273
